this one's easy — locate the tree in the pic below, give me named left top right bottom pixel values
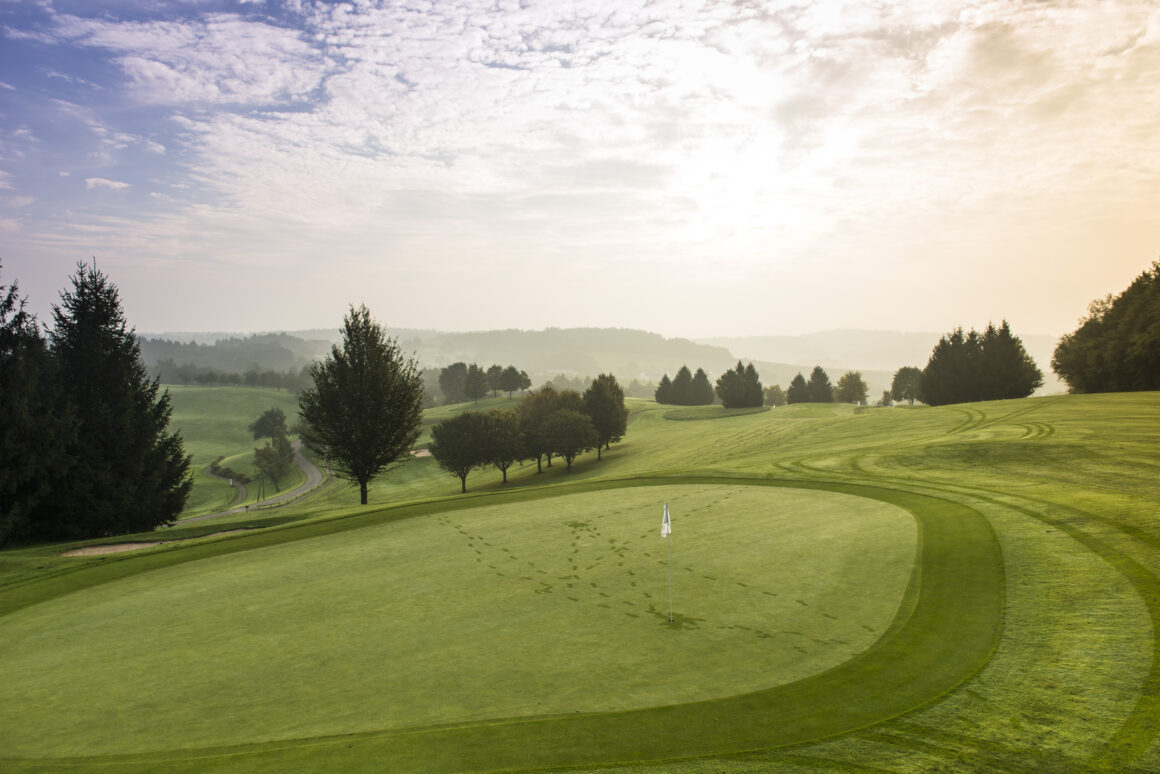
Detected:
left=807, top=366, right=833, bottom=403
left=1053, top=260, right=1160, bottom=393
left=498, top=365, right=531, bottom=397
left=249, top=407, right=287, bottom=440
left=428, top=411, right=489, bottom=493
left=39, top=262, right=191, bottom=539
left=671, top=365, right=693, bottom=405
left=890, top=366, right=924, bottom=405
left=878, top=390, right=893, bottom=407
left=921, top=321, right=1041, bottom=406
left=654, top=374, right=674, bottom=404
left=715, top=361, right=762, bottom=408
left=464, top=363, right=489, bottom=402
left=517, top=387, right=560, bottom=473
left=690, top=368, right=715, bottom=405
left=583, top=373, right=628, bottom=459
left=834, top=371, right=868, bottom=404
left=786, top=373, right=809, bottom=404
left=486, top=408, right=523, bottom=483
left=543, top=409, right=598, bottom=471
left=0, top=265, right=75, bottom=544
left=298, top=305, right=424, bottom=504
left=253, top=428, right=295, bottom=492
left=486, top=364, right=504, bottom=397
left=763, top=384, right=786, bottom=407
left=439, top=362, right=467, bottom=404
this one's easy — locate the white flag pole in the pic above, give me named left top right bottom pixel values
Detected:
left=663, top=502, right=673, bottom=623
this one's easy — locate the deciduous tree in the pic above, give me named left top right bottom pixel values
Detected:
left=583, top=373, right=628, bottom=459
left=834, top=371, right=868, bottom=404
left=890, top=366, right=923, bottom=405
left=464, top=363, right=489, bottom=402
left=439, top=362, right=467, bottom=404
left=763, top=384, right=786, bottom=407
left=429, top=411, right=489, bottom=493
left=298, top=305, right=424, bottom=504
left=249, top=407, right=287, bottom=440
left=486, top=408, right=523, bottom=483
left=543, top=409, right=598, bottom=471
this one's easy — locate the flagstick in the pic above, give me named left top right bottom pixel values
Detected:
left=665, top=503, right=674, bottom=624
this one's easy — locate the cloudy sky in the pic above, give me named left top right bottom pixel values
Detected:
left=1, top=0, right=1157, bottom=339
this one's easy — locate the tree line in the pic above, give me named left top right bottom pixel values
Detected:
left=438, top=361, right=532, bottom=403
left=1, top=262, right=192, bottom=544
left=1052, top=259, right=1160, bottom=393
left=654, top=361, right=764, bottom=408
left=428, top=375, right=629, bottom=493
left=152, top=359, right=314, bottom=391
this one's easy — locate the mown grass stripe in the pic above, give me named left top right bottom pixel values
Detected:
left=0, top=479, right=1002, bottom=773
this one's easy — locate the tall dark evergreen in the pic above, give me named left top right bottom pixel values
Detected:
left=0, top=266, right=75, bottom=544
left=654, top=374, right=674, bottom=404
left=806, top=366, right=834, bottom=403
left=1053, top=261, right=1160, bottom=393
left=690, top=368, right=715, bottom=405
left=715, top=361, right=763, bottom=408
left=583, top=373, right=628, bottom=459
left=671, top=365, right=694, bottom=405
left=786, top=373, right=809, bottom=404
left=298, top=305, right=424, bottom=504
left=42, top=263, right=191, bottom=539
left=922, top=321, right=1041, bottom=406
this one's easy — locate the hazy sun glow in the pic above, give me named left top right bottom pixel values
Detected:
left=0, top=0, right=1157, bottom=338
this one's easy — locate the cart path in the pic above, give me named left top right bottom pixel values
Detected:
left=179, top=440, right=325, bottom=525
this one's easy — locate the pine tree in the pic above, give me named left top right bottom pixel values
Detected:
left=654, top=374, right=674, bottom=404
left=0, top=266, right=75, bottom=544
left=40, top=263, right=191, bottom=539
left=786, top=373, right=809, bottom=404
left=671, top=365, right=693, bottom=405
left=690, top=368, right=715, bottom=405
left=807, top=366, right=834, bottom=403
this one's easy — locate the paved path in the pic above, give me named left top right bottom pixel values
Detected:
left=179, top=441, right=325, bottom=525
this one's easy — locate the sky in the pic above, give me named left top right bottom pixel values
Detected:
left=1, top=0, right=1158, bottom=339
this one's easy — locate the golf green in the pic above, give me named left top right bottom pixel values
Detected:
left=0, top=484, right=916, bottom=758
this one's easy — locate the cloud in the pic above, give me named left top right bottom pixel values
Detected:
left=85, top=177, right=130, bottom=190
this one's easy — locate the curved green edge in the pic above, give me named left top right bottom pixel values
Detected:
left=0, top=477, right=1003, bottom=773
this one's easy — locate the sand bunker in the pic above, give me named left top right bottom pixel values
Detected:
left=60, top=529, right=254, bottom=557
left=410, top=448, right=431, bottom=457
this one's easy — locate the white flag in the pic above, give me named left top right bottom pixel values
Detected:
left=661, top=503, right=671, bottom=537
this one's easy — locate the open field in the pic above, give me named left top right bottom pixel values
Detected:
left=1, top=391, right=1158, bottom=772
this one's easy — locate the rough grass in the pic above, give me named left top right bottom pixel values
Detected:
left=2, top=391, right=1159, bottom=772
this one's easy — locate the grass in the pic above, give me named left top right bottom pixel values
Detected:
left=1, top=391, right=1159, bottom=772
left=166, top=386, right=304, bottom=517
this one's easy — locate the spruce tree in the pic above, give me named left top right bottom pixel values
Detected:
left=0, top=266, right=75, bottom=544
left=807, top=366, right=834, bottom=403
left=42, top=263, right=191, bottom=539
left=671, top=365, right=694, bottom=405
left=654, top=374, right=674, bottom=404
left=690, top=368, right=715, bottom=405
left=786, top=373, right=809, bottom=404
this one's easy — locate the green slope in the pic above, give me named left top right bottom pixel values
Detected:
left=1, top=392, right=1158, bottom=772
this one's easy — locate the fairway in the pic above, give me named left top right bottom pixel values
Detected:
left=0, top=485, right=915, bottom=757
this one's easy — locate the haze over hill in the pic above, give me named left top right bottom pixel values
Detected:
left=140, top=326, right=1070, bottom=399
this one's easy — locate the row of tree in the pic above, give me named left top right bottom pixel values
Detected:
left=781, top=367, right=869, bottom=404
left=920, top=321, right=1043, bottom=406
left=1052, top=260, right=1160, bottom=393
left=428, top=376, right=629, bottom=492
left=1, top=262, right=192, bottom=544
left=152, top=359, right=314, bottom=391
left=654, top=362, right=764, bottom=408
left=654, top=366, right=715, bottom=405
left=438, top=361, right=532, bottom=403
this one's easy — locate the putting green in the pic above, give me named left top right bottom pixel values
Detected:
left=0, top=484, right=917, bottom=758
